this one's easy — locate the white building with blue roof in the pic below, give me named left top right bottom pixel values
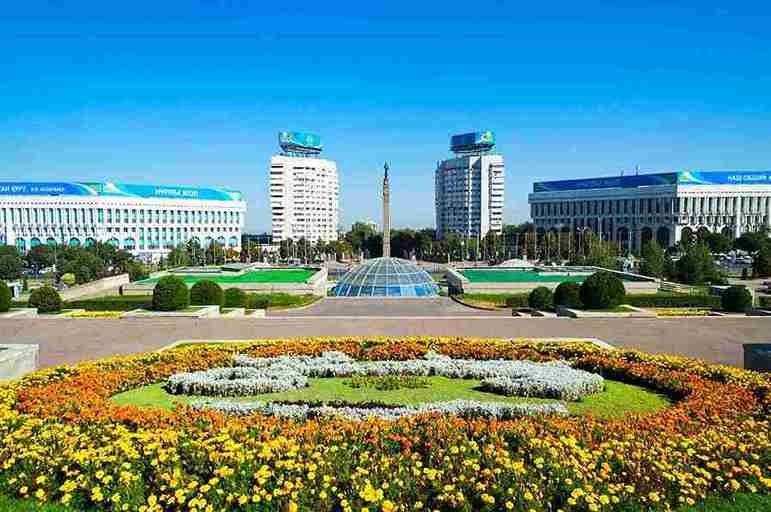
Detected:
left=529, top=170, right=771, bottom=251
left=0, top=181, right=246, bottom=260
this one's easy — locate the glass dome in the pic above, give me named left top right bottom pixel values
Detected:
left=331, top=257, right=440, bottom=297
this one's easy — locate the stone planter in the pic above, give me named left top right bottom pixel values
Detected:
left=0, top=308, right=38, bottom=319
left=121, top=305, right=221, bottom=319
left=0, top=344, right=39, bottom=379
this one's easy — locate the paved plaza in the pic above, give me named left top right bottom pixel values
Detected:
left=2, top=315, right=768, bottom=369
left=273, top=298, right=506, bottom=317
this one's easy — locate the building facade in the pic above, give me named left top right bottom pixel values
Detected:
left=435, top=153, right=505, bottom=240
left=529, top=170, right=771, bottom=251
left=269, top=155, right=339, bottom=243
left=0, top=181, right=246, bottom=260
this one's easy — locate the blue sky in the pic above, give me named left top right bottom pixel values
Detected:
left=1, top=1, right=770, bottom=232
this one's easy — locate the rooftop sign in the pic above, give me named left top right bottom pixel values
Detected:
left=450, top=131, right=496, bottom=154
left=533, top=170, right=771, bottom=193
left=0, top=182, right=243, bottom=201
left=279, top=131, right=322, bottom=155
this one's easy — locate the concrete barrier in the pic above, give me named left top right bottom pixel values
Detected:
left=59, top=273, right=130, bottom=301
left=0, top=344, right=39, bottom=379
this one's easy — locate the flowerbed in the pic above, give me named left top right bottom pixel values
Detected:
left=0, top=337, right=769, bottom=512
left=168, top=351, right=604, bottom=402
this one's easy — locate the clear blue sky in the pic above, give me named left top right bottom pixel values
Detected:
left=2, top=1, right=770, bottom=232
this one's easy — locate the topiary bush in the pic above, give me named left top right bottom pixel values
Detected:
left=553, top=282, right=582, bottom=308
left=60, top=273, right=76, bottom=287
left=579, top=271, right=626, bottom=310
left=528, top=286, right=554, bottom=310
left=247, top=294, right=270, bottom=310
left=28, top=285, right=62, bottom=313
left=152, top=276, right=190, bottom=311
left=721, top=286, right=752, bottom=313
left=223, top=288, right=247, bottom=308
left=190, top=280, right=224, bottom=307
left=0, top=281, right=11, bottom=313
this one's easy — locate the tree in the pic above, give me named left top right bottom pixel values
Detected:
left=752, top=243, right=771, bottom=278
left=570, top=233, right=619, bottom=270
left=57, top=250, right=105, bottom=284
left=167, top=245, right=193, bottom=268
left=26, top=245, right=55, bottom=270
left=704, top=233, right=732, bottom=254
left=675, top=243, right=721, bottom=285
left=0, top=254, right=23, bottom=281
left=639, top=240, right=665, bottom=278
left=734, top=231, right=768, bottom=253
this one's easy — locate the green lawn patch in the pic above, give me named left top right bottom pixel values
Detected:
left=461, top=269, right=588, bottom=284
left=674, top=493, right=771, bottom=511
left=457, top=293, right=529, bottom=308
left=137, top=269, right=316, bottom=286
left=111, top=377, right=668, bottom=420
left=0, top=495, right=72, bottom=511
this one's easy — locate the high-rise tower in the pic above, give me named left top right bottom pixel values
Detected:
left=382, top=162, right=391, bottom=257
left=435, top=131, right=504, bottom=240
left=269, top=131, right=339, bottom=243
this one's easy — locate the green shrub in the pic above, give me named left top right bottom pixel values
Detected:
left=190, top=280, right=224, bottom=306
left=223, top=288, right=247, bottom=308
left=625, top=293, right=720, bottom=308
left=247, top=294, right=270, bottom=310
left=66, top=296, right=151, bottom=311
left=553, top=282, right=582, bottom=308
left=528, top=286, right=554, bottom=310
left=579, top=271, right=626, bottom=309
left=721, top=286, right=752, bottom=313
left=758, top=295, right=771, bottom=310
left=29, top=285, right=62, bottom=313
left=503, top=294, right=530, bottom=308
left=60, top=273, right=76, bottom=286
left=152, top=276, right=189, bottom=311
left=127, top=261, right=150, bottom=282
left=0, top=281, right=11, bottom=313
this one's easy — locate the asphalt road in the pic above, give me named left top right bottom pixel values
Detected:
left=2, top=316, right=767, bottom=369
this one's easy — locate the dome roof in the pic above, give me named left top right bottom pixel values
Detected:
left=331, top=257, right=440, bottom=298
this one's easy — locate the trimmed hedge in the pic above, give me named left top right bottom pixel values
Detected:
left=625, top=293, right=721, bottom=308
left=721, top=286, right=752, bottom=313
left=758, top=295, right=771, bottom=310
left=190, top=280, right=224, bottom=307
left=224, top=288, right=247, bottom=308
left=528, top=287, right=553, bottom=310
left=0, top=281, right=11, bottom=313
left=65, top=296, right=152, bottom=311
left=504, top=294, right=530, bottom=308
left=247, top=294, right=270, bottom=309
left=553, top=282, right=582, bottom=308
left=579, top=271, right=626, bottom=309
left=28, top=285, right=62, bottom=313
left=152, top=276, right=190, bottom=311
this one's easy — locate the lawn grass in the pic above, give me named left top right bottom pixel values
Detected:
left=111, top=377, right=669, bottom=419
left=260, top=293, right=319, bottom=310
left=0, top=495, right=72, bottom=511
left=674, top=493, right=771, bottom=511
left=457, top=292, right=529, bottom=309
left=1, top=492, right=768, bottom=511
left=137, top=269, right=316, bottom=285
left=581, top=305, right=635, bottom=313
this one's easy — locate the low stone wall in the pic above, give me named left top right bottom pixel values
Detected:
left=60, top=274, right=130, bottom=301
left=0, top=344, right=38, bottom=379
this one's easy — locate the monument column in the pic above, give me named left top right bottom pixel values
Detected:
left=382, top=162, right=391, bottom=258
